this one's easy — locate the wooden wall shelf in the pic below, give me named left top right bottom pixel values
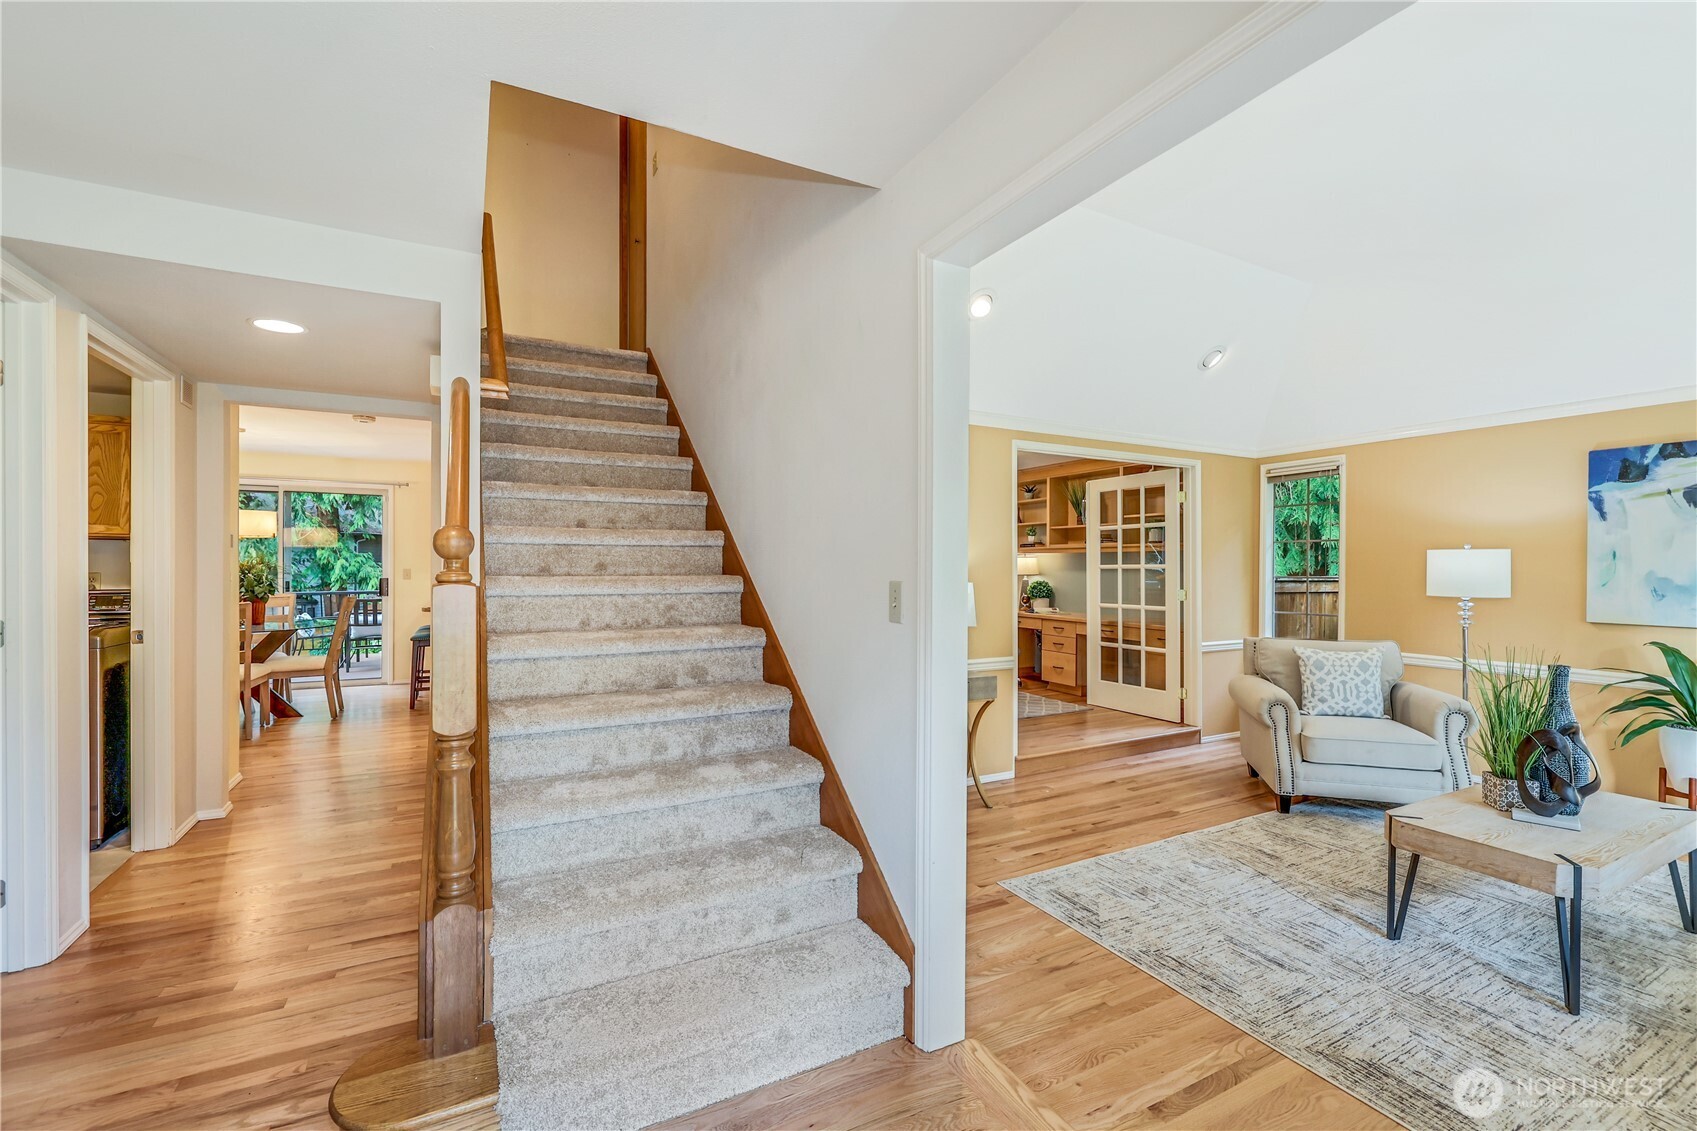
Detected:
left=1016, top=458, right=1158, bottom=554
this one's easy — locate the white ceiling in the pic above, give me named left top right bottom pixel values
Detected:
left=239, top=405, right=432, bottom=463
left=3, top=240, right=441, bottom=401
left=1, top=2, right=1074, bottom=251
left=969, top=1, right=1697, bottom=456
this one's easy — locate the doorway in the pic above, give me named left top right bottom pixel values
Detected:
left=238, top=482, right=394, bottom=685
left=1010, top=444, right=1201, bottom=776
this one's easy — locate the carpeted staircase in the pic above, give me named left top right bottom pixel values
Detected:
left=480, top=335, right=909, bottom=1130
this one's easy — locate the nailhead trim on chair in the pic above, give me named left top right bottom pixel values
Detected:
left=1267, top=699, right=1296, bottom=797
left=1441, top=708, right=1473, bottom=790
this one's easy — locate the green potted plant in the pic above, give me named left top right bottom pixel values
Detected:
left=1601, top=641, right=1697, bottom=793
left=1471, top=648, right=1554, bottom=811
left=238, top=555, right=278, bottom=626
left=1065, top=480, right=1087, bottom=526
left=1027, top=578, right=1055, bottom=613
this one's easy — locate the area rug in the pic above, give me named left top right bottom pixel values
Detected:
left=1002, top=802, right=1696, bottom=1130
left=1017, top=691, right=1090, bottom=720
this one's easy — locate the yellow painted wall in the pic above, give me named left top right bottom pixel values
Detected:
left=968, top=425, right=1261, bottom=777
left=236, top=452, right=434, bottom=680
left=1276, top=400, right=1697, bottom=800
left=969, top=402, right=1696, bottom=794
left=483, top=82, right=620, bottom=347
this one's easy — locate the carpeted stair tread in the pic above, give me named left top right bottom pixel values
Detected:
left=488, top=623, right=764, bottom=659
left=489, top=333, right=650, bottom=373
left=490, top=745, right=822, bottom=833
left=489, top=680, right=792, bottom=737
left=481, top=406, right=678, bottom=440
left=485, top=573, right=742, bottom=598
left=496, top=920, right=908, bottom=1089
left=490, top=826, right=860, bottom=956
left=481, top=440, right=692, bottom=472
left=484, top=524, right=724, bottom=547
left=503, top=381, right=670, bottom=422
left=482, top=480, right=705, bottom=508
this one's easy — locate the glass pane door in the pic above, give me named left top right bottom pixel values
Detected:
left=1086, top=469, right=1183, bottom=721
left=239, top=484, right=389, bottom=684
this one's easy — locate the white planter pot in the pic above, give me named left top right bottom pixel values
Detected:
left=1660, top=726, right=1697, bottom=787
left=1032, top=598, right=1052, bottom=612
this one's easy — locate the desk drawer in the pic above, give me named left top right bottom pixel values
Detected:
left=1043, top=632, right=1076, bottom=656
left=1042, top=653, right=1078, bottom=687
left=1018, top=615, right=1045, bottom=632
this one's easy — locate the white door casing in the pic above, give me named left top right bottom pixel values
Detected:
left=1086, top=469, right=1183, bottom=721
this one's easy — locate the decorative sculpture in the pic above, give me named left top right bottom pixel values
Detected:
left=1515, top=665, right=1600, bottom=826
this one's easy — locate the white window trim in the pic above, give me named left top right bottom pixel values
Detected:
left=1259, top=455, right=1346, bottom=640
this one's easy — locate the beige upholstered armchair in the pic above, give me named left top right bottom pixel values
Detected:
left=1229, top=638, right=1476, bottom=812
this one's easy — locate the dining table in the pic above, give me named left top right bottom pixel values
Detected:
left=249, top=621, right=302, bottom=720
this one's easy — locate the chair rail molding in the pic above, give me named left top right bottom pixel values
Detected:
left=1202, top=639, right=1244, bottom=653
left=967, top=656, right=1015, bottom=673
left=1402, top=652, right=1652, bottom=689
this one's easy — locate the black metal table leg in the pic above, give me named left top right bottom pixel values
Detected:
left=1671, top=853, right=1696, bottom=933
left=1554, top=857, right=1583, bottom=1015
left=1386, top=847, right=1420, bottom=940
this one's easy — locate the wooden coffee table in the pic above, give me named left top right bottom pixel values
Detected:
left=1385, top=786, right=1696, bottom=1014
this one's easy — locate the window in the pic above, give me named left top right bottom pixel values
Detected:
left=1263, top=461, right=1342, bottom=640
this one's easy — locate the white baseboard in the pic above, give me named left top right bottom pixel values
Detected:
left=967, top=770, right=1016, bottom=787
left=228, top=771, right=244, bottom=791
left=1201, top=730, right=1241, bottom=743
left=196, top=801, right=234, bottom=822
left=55, top=918, right=88, bottom=958
left=171, top=813, right=198, bottom=844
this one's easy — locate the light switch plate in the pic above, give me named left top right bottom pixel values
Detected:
left=888, top=581, right=902, bottom=624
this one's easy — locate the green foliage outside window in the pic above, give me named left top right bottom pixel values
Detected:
left=236, top=488, right=384, bottom=594
left=1272, top=474, right=1341, bottom=578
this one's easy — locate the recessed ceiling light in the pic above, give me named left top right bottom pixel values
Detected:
left=968, top=292, right=995, bottom=319
left=351, top=414, right=376, bottom=424
left=251, top=318, right=305, bottom=334
left=1198, top=348, right=1227, bottom=371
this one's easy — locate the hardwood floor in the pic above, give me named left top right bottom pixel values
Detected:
left=1, top=684, right=430, bottom=1130
left=1017, top=686, right=1200, bottom=775
left=671, top=739, right=1394, bottom=1130
left=4, top=691, right=1390, bottom=1130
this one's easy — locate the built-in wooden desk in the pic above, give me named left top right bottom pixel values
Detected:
left=1018, top=611, right=1088, bottom=694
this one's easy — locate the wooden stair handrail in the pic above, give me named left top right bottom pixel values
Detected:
left=481, top=213, right=510, bottom=400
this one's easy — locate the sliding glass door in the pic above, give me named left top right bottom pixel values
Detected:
left=238, top=483, right=390, bottom=683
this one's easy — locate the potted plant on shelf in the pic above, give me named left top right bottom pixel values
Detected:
left=1600, top=641, right=1697, bottom=794
left=1066, top=481, right=1087, bottom=526
left=1027, top=578, right=1055, bottom=613
left=1471, top=648, right=1553, bottom=811
left=239, top=555, right=277, bottom=626
left=1023, top=525, right=1041, bottom=547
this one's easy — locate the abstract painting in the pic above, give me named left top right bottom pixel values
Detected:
left=1587, top=440, right=1697, bottom=627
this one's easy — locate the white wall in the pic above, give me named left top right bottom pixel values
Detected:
left=645, top=1, right=1304, bottom=1045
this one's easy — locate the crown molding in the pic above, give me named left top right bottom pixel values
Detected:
left=1260, top=388, right=1696, bottom=460
left=973, top=390, right=1695, bottom=464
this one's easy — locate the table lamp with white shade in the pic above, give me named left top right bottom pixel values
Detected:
left=1426, top=545, right=1512, bottom=702
left=1017, top=555, right=1040, bottom=611
left=238, top=508, right=278, bottom=540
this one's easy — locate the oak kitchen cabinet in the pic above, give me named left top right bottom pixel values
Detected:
left=88, top=415, right=131, bottom=539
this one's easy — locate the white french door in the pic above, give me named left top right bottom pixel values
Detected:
left=1086, top=469, right=1183, bottom=721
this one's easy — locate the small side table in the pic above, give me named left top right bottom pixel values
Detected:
left=967, top=673, right=998, bottom=809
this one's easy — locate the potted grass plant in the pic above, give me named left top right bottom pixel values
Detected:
left=1027, top=578, right=1055, bottom=612
left=1065, top=480, right=1088, bottom=526
left=1600, top=641, right=1697, bottom=790
left=1471, top=648, right=1554, bottom=811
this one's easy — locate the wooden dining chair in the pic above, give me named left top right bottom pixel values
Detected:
left=237, top=604, right=274, bottom=740
left=260, top=596, right=355, bottom=720
left=263, top=592, right=297, bottom=629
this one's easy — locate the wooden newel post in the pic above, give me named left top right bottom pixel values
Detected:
left=425, top=376, right=482, bottom=1055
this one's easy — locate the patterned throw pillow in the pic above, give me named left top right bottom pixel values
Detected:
left=1294, top=646, right=1385, bottom=718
